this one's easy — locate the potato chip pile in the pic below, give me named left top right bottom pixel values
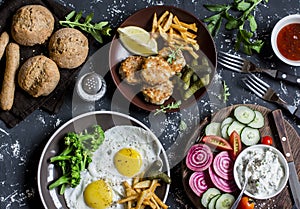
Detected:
left=118, top=174, right=168, bottom=209
left=151, top=11, right=199, bottom=59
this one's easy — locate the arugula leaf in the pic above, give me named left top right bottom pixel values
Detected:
left=154, top=100, right=182, bottom=115
left=203, top=0, right=268, bottom=55
left=59, top=11, right=112, bottom=44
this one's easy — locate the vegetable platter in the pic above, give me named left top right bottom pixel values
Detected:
left=182, top=104, right=300, bottom=209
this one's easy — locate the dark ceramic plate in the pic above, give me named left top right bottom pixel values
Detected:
left=181, top=104, right=300, bottom=209
left=109, top=5, right=217, bottom=112
left=37, top=111, right=170, bottom=209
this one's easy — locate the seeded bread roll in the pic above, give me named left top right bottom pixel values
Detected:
left=11, top=5, right=54, bottom=46
left=48, top=28, right=89, bottom=69
left=18, top=55, right=60, bottom=97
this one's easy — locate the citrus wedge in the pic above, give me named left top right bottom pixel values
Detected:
left=117, top=26, right=158, bottom=56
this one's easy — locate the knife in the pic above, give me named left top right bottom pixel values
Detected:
left=272, top=109, right=300, bottom=208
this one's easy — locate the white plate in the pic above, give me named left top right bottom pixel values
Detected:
left=37, top=111, right=170, bottom=209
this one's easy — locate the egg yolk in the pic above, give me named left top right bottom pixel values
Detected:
left=114, top=148, right=142, bottom=177
left=83, top=179, right=113, bottom=209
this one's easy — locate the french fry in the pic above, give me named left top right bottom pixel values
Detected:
left=151, top=12, right=158, bottom=33
left=117, top=194, right=139, bottom=204
left=179, top=21, right=198, bottom=32
left=157, top=11, right=169, bottom=25
left=162, top=12, right=173, bottom=31
left=134, top=180, right=152, bottom=189
left=152, top=192, right=168, bottom=209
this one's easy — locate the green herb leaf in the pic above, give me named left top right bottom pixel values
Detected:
left=204, top=4, right=229, bottom=12
left=236, top=1, right=251, bottom=11
left=154, top=100, right=182, bottom=115
left=248, top=15, right=257, bottom=32
left=59, top=11, right=111, bottom=44
left=65, top=11, right=76, bottom=21
left=203, top=0, right=267, bottom=55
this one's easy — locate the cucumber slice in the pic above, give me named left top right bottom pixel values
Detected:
left=205, top=122, right=221, bottom=136
left=248, top=110, right=264, bottom=129
left=241, top=127, right=260, bottom=146
left=201, top=188, right=221, bottom=208
left=234, top=106, right=255, bottom=124
left=207, top=194, right=221, bottom=209
left=221, top=117, right=233, bottom=128
left=227, top=120, right=245, bottom=136
left=215, top=193, right=235, bottom=209
left=221, top=124, right=230, bottom=140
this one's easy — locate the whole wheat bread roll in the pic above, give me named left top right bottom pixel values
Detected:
left=48, top=28, right=89, bottom=69
left=11, top=5, right=54, bottom=46
left=18, top=55, right=60, bottom=97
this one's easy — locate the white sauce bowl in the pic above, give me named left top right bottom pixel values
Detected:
left=271, top=14, right=300, bottom=66
left=233, top=144, right=289, bottom=200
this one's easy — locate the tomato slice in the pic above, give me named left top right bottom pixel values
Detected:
left=202, top=135, right=232, bottom=151
left=229, top=131, right=242, bottom=160
left=261, top=135, right=273, bottom=145
left=237, top=196, right=255, bottom=209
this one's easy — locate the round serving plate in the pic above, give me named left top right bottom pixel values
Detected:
left=37, top=111, right=170, bottom=209
left=109, top=5, right=217, bottom=112
left=182, top=104, right=300, bottom=209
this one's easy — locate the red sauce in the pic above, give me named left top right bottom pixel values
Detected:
left=276, top=23, right=300, bottom=61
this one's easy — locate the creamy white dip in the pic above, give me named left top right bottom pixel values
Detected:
left=236, top=147, right=285, bottom=197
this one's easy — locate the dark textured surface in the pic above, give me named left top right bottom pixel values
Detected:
left=0, top=0, right=299, bottom=208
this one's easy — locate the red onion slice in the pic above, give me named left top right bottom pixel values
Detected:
left=189, top=171, right=212, bottom=196
left=186, top=144, right=213, bottom=172
left=213, top=151, right=234, bottom=180
left=208, top=166, right=238, bottom=193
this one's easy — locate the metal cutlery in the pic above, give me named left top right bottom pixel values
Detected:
left=242, top=74, right=300, bottom=119
left=272, top=109, right=300, bottom=209
left=218, top=51, right=300, bottom=85
left=230, top=159, right=253, bottom=209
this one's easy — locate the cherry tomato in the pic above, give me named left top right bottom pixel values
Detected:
left=229, top=131, right=242, bottom=160
left=261, top=135, right=273, bottom=145
left=237, top=196, right=255, bottom=209
left=202, top=135, right=233, bottom=151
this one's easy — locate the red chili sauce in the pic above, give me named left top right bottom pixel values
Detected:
left=276, top=23, right=300, bottom=61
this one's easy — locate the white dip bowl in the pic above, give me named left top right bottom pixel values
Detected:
left=233, top=144, right=289, bottom=199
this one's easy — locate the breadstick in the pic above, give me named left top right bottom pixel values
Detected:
left=0, top=32, right=9, bottom=60
left=0, top=43, right=20, bottom=111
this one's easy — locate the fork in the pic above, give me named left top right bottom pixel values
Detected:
left=242, top=74, right=300, bottom=119
left=218, top=51, right=300, bottom=85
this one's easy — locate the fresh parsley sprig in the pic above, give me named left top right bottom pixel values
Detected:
left=59, top=11, right=112, bottom=43
left=203, top=0, right=268, bottom=55
left=154, top=100, right=182, bottom=115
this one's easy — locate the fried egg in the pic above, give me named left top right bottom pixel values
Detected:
left=64, top=125, right=161, bottom=209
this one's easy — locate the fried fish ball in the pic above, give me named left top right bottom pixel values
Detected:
left=158, top=47, right=186, bottom=73
left=140, top=56, right=173, bottom=86
left=119, top=55, right=144, bottom=84
left=142, top=80, right=173, bottom=105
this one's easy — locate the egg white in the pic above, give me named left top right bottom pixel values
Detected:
left=64, top=125, right=162, bottom=209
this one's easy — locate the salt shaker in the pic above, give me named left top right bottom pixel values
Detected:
left=76, top=72, right=107, bottom=102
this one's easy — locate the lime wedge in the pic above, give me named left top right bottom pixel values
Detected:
left=117, top=26, right=158, bottom=56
